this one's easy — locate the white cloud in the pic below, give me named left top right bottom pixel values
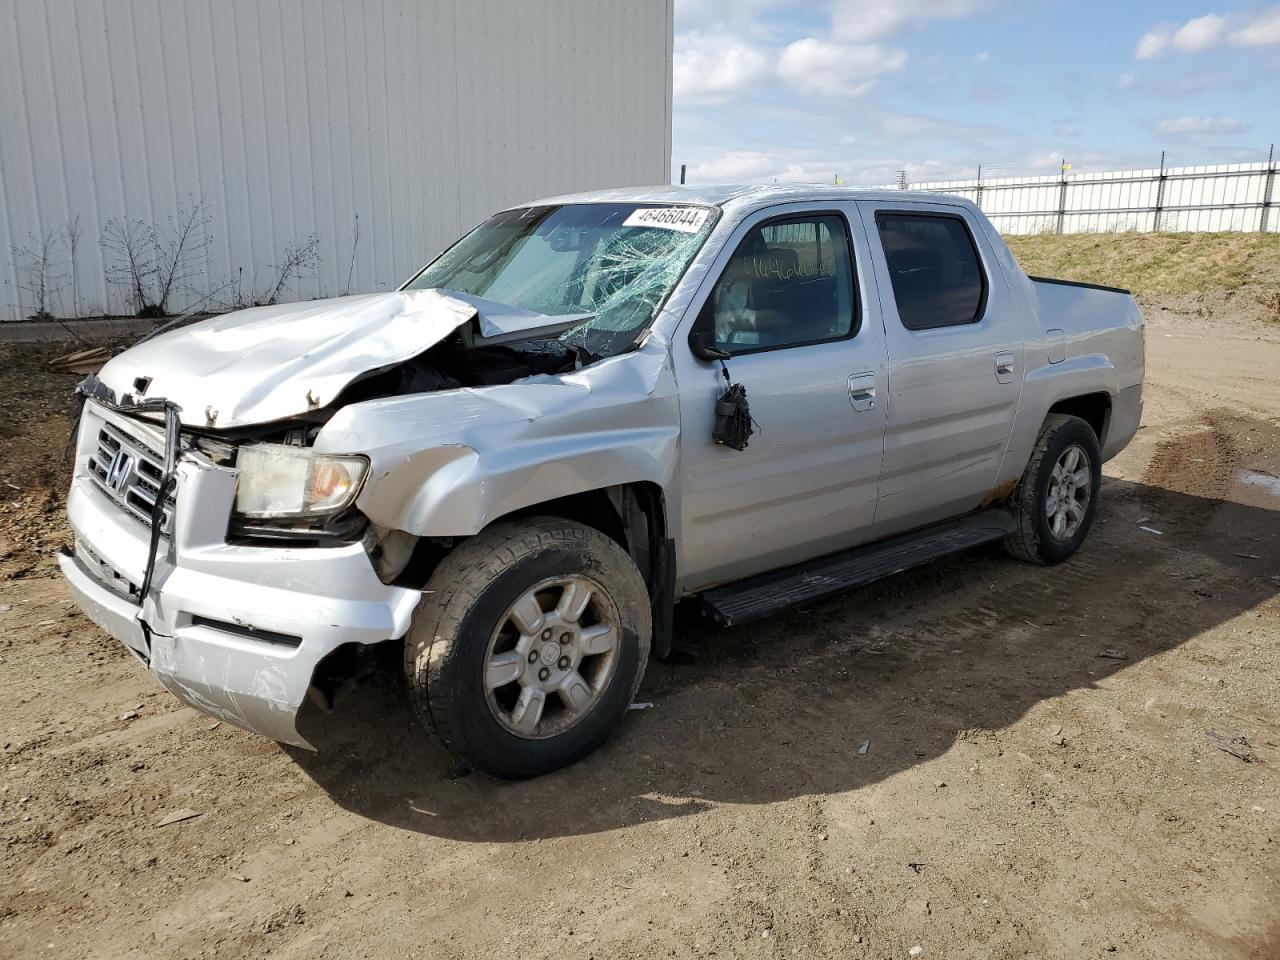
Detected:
left=974, top=51, right=991, bottom=63
left=673, top=32, right=772, bottom=105
left=1136, top=7, right=1280, bottom=57
left=830, top=0, right=988, bottom=43
left=674, top=0, right=804, bottom=34
left=1136, top=28, right=1171, bottom=59
left=1117, top=72, right=1136, bottom=88
left=1232, top=6, right=1280, bottom=45
left=1156, top=115, right=1247, bottom=136
left=776, top=38, right=906, bottom=96
left=687, top=151, right=784, bottom=181
left=1173, top=13, right=1229, bottom=51
left=688, top=152, right=947, bottom=187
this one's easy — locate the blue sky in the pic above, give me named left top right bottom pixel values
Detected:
left=671, top=0, right=1280, bottom=185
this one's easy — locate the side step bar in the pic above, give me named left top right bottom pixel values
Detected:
left=700, top=509, right=1018, bottom=626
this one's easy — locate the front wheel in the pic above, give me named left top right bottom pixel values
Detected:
left=1004, top=413, right=1103, bottom=564
left=405, top=517, right=652, bottom=779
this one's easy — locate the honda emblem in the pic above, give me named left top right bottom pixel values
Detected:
left=106, top=449, right=134, bottom=493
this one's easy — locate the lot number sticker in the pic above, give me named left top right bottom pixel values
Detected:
left=623, top=206, right=711, bottom=233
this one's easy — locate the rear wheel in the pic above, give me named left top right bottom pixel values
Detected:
left=405, top=517, right=651, bottom=779
left=1004, top=414, right=1102, bottom=564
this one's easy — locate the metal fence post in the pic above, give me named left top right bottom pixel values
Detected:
left=1152, top=150, right=1166, bottom=232
left=896, top=157, right=1277, bottom=236
left=1055, top=160, right=1068, bottom=234
left=1260, top=144, right=1275, bottom=233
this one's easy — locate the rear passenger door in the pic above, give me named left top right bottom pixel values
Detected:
left=857, top=201, right=1025, bottom=536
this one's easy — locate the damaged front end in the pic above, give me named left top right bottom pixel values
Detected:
left=61, top=200, right=715, bottom=748
left=59, top=292, right=630, bottom=746
left=59, top=395, right=423, bottom=747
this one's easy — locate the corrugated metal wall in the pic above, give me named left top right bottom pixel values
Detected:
left=907, top=161, right=1279, bottom=235
left=0, top=0, right=674, bottom=321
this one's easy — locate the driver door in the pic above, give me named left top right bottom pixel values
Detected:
left=672, top=205, right=888, bottom=591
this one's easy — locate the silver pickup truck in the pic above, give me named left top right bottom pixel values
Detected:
left=60, top=185, right=1144, bottom=778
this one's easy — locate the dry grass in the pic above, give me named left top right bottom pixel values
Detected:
left=1005, top=231, right=1280, bottom=297
left=1258, top=289, right=1280, bottom=323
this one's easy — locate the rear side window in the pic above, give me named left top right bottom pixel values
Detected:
left=876, top=212, right=986, bottom=331
left=700, top=214, right=856, bottom=355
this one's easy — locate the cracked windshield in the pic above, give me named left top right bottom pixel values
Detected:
left=404, top=202, right=717, bottom=357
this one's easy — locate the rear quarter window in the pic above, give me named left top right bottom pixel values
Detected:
left=876, top=212, right=986, bottom=331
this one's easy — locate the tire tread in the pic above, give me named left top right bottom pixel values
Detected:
left=1004, top=413, right=1100, bottom=565
left=404, top=518, right=650, bottom=777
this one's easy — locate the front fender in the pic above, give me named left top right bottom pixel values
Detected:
left=315, top=342, right=682, bottom=537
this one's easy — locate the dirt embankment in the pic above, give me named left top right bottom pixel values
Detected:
left=2, top=238, right=1279, bottom=959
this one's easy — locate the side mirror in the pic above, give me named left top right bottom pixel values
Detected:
left=690, top=329, right=730, bottom=361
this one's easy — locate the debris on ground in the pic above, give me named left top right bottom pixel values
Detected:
left=1098, top=649, right=1129, bottom=661
left=262, top=904, right=306, bottom=934
left=909, top=947, right=924, bottom=958
left=857, top=738, right=871, bottom=755
left=154, top=808, right=202, bottom=827
left=47, top=346, right=110, bottom=374
left=628, top=702, right=653, bottom=711
left=1205, top=730, right=1256, bottom=763
left=1139, top=526, right=1163, bottom=536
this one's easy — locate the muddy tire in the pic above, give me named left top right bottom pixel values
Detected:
left=1004, top=414, right=1103, bottom=565
left=404, top=517, right=651, bottom=779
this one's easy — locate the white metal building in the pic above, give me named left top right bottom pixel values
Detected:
left=0, top=0, right=674, bottom=321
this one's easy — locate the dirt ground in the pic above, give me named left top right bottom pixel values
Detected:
left=2, top=276, right=1279, bottom=959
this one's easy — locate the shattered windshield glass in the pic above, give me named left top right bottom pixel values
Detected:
left=403, top=203, right=718, bottom=358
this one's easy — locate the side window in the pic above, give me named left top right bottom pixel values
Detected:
left=699, top=214, right=856, bottom=354
left=876, top=212, right=986, bottom=331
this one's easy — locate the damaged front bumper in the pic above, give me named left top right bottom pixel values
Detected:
left=59, top=401, right=420, bottom=748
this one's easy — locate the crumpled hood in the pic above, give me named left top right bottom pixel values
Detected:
left=96, top=290, right=478, bottom=428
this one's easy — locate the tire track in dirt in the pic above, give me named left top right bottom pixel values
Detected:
left=1142, top=411, right=1239, bottom=503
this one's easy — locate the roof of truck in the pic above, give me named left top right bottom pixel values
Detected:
left=526, top=183, right=977, bottom=215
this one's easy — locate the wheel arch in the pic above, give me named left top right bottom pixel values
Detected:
left=1047, top=391, right=1112, bottom=446
left=389, top=480, right=677, bottom=658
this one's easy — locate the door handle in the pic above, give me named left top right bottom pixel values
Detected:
left=848, top=372, right=876, bottom=411
left=994, top=352, right=1016, bottom=383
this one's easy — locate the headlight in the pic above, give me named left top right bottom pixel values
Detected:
left=234, top=444, right=368, bottom=518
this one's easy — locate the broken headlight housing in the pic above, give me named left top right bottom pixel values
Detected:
left=234, top=444, right=369, bottom=519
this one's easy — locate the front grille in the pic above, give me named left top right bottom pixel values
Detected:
left=85, top=421, right=174, bottom=535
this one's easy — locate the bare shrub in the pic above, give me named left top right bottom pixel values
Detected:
left=64, top=215, right=83, bottom=318
left=100, top=216, right=158, bottom=316
left=197, top=235, right=322, bottom=314
left=100, top=196, right=213, bottom=317
left=9, top=227, right=66, bottom=321
left=258, top=234, right=320, bottom=306
left=153, top=197, right=213, bottom=315
left=345, top=214, right=360, bottom=296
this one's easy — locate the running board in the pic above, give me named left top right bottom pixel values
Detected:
left=700, top=509, right=1017, bottom=626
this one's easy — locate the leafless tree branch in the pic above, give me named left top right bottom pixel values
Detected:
left=259, top=234, right=320, bottom=306
left=9, top=226, right=66, bottom=321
